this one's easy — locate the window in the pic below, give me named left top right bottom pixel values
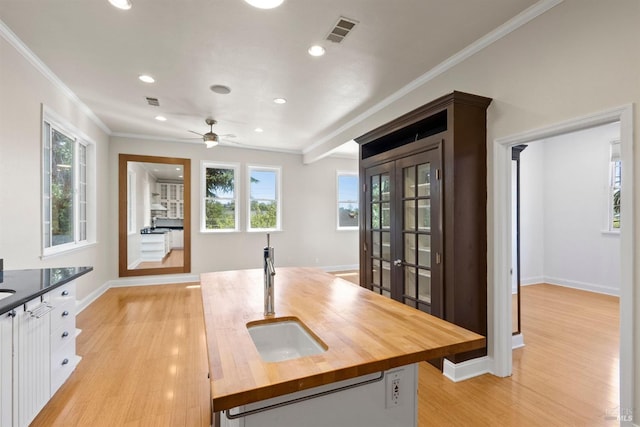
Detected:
left=248, top=166, right=281, bottom=231
left=337, top=172, right=359, bottom=229
left=42, top=109, right=94, bottom=256
left=608, top=140, right=621, bottom=230
left=202, top=162, right=239, bottom=232
left=127, top=170, right=136, bottom=234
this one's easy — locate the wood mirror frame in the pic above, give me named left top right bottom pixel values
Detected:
left=118, top=154, right=191, bottom=277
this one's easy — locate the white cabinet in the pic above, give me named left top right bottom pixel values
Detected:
left=0, top=281, right=81, bottom=427
left=0, top=312, right=12, bottom=427
left=13, top=297, right=51, bottom=427
left=48, top=282, right=80, bottom=396
left=157, top=183, right=184, bottom=219
left=140, top=232, right=171, bottom=261
left=171, top=230, right=184, bottom=249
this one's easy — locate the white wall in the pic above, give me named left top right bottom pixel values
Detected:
left=0, top=36, right=112, bottom=301
left=519, top=142, right=545, bottom=285
left=109, top=137, right=359, bottom=274
left=519, top=123, right=621, bottom=294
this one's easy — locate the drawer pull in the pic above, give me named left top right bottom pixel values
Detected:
left=61, top=331, right=69, bottom=338
left=62, top=310, right=70, bottom=317
left=61, top=290, right=70, bottom=296
left=62, top=358, right=69, bottom=366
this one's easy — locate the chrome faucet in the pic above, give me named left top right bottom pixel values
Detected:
left=264, top=233, right=276, bottom=316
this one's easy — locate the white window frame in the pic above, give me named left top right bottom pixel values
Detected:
left=607, top=139, right=621, bottom=233
left=42, top=106, right=96, bottom=257
left=247, top=165, right=282, bottom=232
left=336, top=171, right=359, bottom=230
left=127, top=169, right=136, bottom=235
left=201, top=161, right=240, bottom=233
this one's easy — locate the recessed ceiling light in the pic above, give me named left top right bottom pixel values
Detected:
left=308, top=45, right=326, bottom=57
left=178, top=175, right=183, bottom=178
left=175, top=167, right=181, bottom=171
left=210, top=84, right=232, bottom=94
left=139, top=74, right=155, bottom=83
left=155, top=115, right=167, bottom=122
left=254, top=128, right=264, bottom=133
left=109, top=0, right=132, bottom=10
left=273, top=98, right=287, bottom=104
left=244, top=0, right=284, bottom=9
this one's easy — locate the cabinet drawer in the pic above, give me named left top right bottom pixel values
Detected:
left=51, top=340, right=75, bottom=375
left=50, top=300, right=76, bottom=331
left=50, top=344, right=77, bottom=396
left=46, top=282, right=76, bottom=306
left=51, top=322, right=75, bottom=351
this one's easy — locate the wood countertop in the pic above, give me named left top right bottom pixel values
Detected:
left=200, top=267, right=485, bottom=412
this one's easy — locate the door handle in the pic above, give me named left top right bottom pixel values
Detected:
left=393, top=259, right=403, bottom=267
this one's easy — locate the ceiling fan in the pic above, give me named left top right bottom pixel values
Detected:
left=188, top=118, right=235, bottom=148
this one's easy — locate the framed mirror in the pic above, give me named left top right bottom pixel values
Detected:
left=119, top=154, right=191, bottom=277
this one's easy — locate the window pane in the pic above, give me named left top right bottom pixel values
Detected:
left=338, top=174, right=358, bottom=228
left=204, top=166, right=237, bottom=230
left=51, top=129, right=74, bottom=246
left=338, top=202, right=358, bottom=227
left=206, top=167, right=235, bottom=198
left=250, top=200, right=277, bottom=229
left=205, top=199, right=235, bottom=229
left=249, top=168, right=279, bottom=230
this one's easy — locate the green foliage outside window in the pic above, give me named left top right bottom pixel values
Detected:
left=51, top=130, right=74, bottom=245
left=250, top=200, right=277, bottom=229
left=205, top=167, right=236, bottom=230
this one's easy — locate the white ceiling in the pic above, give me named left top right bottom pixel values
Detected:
left=0, top=0, right=538, bottom=158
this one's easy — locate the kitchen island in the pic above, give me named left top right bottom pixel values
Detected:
left=200, top=267, right=485, bottom=427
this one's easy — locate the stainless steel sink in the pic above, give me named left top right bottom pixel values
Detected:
left=247, top=317, right=327, bottom=362
left=0, top=289, right=16, bottom=301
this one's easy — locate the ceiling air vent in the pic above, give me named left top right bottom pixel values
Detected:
left=145, top=97, right=160, bottom=107
left=326, top=17, right=358, bottom=44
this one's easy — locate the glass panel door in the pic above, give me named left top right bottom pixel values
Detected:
left=365, top=163, right=394, bottom=298
left=396, top=149, right=441, bottom=315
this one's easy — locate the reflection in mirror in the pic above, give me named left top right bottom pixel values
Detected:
left=119, top=154, right=191, bottom=277
left=511, top=145, right=527, bottom=335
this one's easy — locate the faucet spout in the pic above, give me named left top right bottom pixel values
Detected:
left=264, top=234, right=276, bottom=316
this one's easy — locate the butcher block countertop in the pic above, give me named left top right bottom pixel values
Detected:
left=200, top=267, right=485, bottom=412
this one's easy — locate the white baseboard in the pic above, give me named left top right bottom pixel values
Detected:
left=76, top=280, right=110, bottom=314
left=521, top=276, right=544, bottom=286
left=109, top=273, right=199, bottom=288
left=128, top=258, right=142, bottom=270
left=321, top=264, right=359, bottom=273
left=442, top=356, right=490, bottom=382
left=541, top=276, right=619, bottom=296
left=512, top=333, right=525, bottom=349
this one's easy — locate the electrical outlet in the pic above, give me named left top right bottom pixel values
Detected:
left=385, top=369, right=402, bottom=408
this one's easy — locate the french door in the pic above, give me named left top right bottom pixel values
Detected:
left=364, top=148, right=441, bottom=316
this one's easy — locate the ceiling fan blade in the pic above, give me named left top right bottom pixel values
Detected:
left=188, top=130, right=204, bottom=137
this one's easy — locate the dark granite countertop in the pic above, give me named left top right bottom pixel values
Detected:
left=141, top=227, right=183, bottom=234
left=0, top=266, right=93, bottom=315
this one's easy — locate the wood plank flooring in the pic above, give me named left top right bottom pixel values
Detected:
left=32, top=281, right=619, bottom=426
left=419, top=284, right=620, bottom=426
left=136, top=249, right=184, bottom=269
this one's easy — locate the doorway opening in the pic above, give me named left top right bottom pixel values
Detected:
left=511, top=121, right=621, bottom=413
left=492, top=104, right=634, bottom=415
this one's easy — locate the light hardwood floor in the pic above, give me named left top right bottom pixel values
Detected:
left=136, top=249, right=184, bottom=270
left=32, top=281, right=619, bottom=426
